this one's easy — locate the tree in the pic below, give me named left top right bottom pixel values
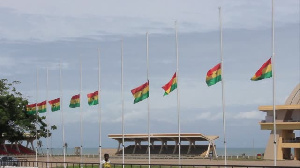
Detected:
left=0, top=79, right=56, bottom=144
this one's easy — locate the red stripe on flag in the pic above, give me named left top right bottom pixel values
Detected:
left=37, top=101, right=46, bottom=106
left=87, top=91, right=98, bottom=98
left=49, top=98, right=60, bottom=104
left=206, top=63, right=221, bottom=76
left=27, top=103, right=36, bottom=108
left=131, top=81, right=149, bottom=95
left=71, top=94, right=80, bottom=100
left=254, top=58, right=272, bottom=77
left=162, top=73, right=176, bottom=91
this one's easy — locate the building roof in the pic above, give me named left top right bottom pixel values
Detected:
left=108, top=133, right=219, bottom=142
left=259, top=105, right=300, bottom=112
left=259, top=84, right=300, bottom=112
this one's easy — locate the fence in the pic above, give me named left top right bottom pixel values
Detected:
left=39, top=154, right=262, bottom=160
left=4, top=160, right=299, bottom=168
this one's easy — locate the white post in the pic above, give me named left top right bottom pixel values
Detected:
left=146, top=32, right=151, bottom=167
left=253, top=138, right=255, bottom=157
left=219, top=7, right=227, bottom=166
left=80, top=58, right=83, bottom=166
left=175, top=21, right=181, bottom=165
left=271, top=0, right=277, bottom=165
left=35, top=68, right=39, bottom=167
left=60, top=62, right=66, bottom=167
left=98, top=48, right=102, bottom=166
left=212, top=142, right=218, bottom=158
left=46, top=67, right=49, bottom=167
left=205, top=142, right=211, bottom=157
left=121, top=39, right=125, bottom=168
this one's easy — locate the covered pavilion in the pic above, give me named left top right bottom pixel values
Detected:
left=109, top=133, right=219, bottom=157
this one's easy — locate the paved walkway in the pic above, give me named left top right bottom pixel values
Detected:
left=26, top=155, right=300, bottom=167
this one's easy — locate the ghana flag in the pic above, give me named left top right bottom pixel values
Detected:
left=69, top=94, right=80, bottom=108
left=87, top=91, right=98, bottom=106
left=251, top=58, right=272, bottom=81
left=48, top=98, right=60, bottom=112
left=26, top=103, right=37, bottom=115
left=37, top=101, right=47, bottom=113
left=162, top=72, right=177, bottom=96
left=131, top=81, right=149, bottom=104
left=206, top=63, right=222, bottom=86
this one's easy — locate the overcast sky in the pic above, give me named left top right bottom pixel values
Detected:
left=0, top=0, right=299, bottom=152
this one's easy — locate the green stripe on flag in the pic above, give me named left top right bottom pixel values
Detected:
left=206, top=75, right=222, bottom=86
left=134, top=91, right=149, bottom=104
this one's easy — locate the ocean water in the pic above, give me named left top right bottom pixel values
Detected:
left=40, top=147, right=265, bottom=156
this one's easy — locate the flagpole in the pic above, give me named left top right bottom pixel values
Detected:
left=46, top=67, right=50, bottom=167
left=121, top=39, right=125, bottom=168
left=98, top=48, right=102, bottom=166
left=80, top=58, right=83, bottom=166
left=146, top=32, right=151, bottom=167
left=271, top=0, right=277, bottom=165
left=175, top=21, right=181, bottom=165
left=35, top=67, right=39, bottom=167
left=60, top=62, right=66, bottom=168
left=219, top=7, right=227, bottom=166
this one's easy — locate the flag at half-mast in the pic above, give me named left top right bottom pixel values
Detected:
left=131, top=81, right=149, bottom=104
left=87, top=91, right=98, bottom=106
left=37, top=101, right=47, bottom=113
left=69, top=94, right=80, bottom=108
left=48, top=98, right=60, bottom=112
left=162, top=72, right=177, bottom=96
left=251, top=58, right=272, bottom=81
left=26, top=103, right=37, bottom=115
left=206, top=63, right=222, bottom=86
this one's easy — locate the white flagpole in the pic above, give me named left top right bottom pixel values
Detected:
left=271, top=0, right=277, bottom=165
left=98, top=48, right=102, bottom=166
left=219, top=7, right=227, bottom=166
left=80, top=58, right=83, bottom=166
left=46, top=67, right=49, bottom=167
left=146, top=32, right=151, bottom=167
left=60, top=62, right=66, bottom=168
left=121, top=39, right=125, bottom=168
left=35, top=68, right=39, bottom=167
left=175, top=21, right=181, bottom=165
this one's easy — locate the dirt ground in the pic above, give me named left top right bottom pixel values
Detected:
left=23, top=148, right=300, bottom=167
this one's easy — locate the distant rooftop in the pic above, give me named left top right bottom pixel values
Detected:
left=108, top=133, right=219, bottom=142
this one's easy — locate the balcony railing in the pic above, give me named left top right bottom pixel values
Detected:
left=283, top=138, right=300, bottom=143
left=260, top=120, right=300, bottom=123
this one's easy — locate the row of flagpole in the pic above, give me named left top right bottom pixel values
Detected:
left=46, top=68, right=49, bottom=167
left=32, top=3, right=278, bottom=166
left=35, top=57, right=102, bottom=167
left=146, top=32, right=150, bottom=167
left=121, top=39, right=125, bottom=168
left=272, top=0, right=277, bottom=166
left=80, top=58, right=83, bottom=166
left=32, top=9, right=225, bottom=167
left=219, top=7, right=226, bottom=166
left=35, top=69, right=38, bottom=167
left=60, top=62, right=67, bottom=168
left=98, top=49, right=102, bottom=168
left=175, top=21, right=181, bottom=165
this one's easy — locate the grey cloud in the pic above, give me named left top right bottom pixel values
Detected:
left=0, top=1, right=299, bottom=42
left=0, top=1, right=298, bottom=149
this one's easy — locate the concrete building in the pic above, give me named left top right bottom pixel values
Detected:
left=259, top=84, right=300, bottom=160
